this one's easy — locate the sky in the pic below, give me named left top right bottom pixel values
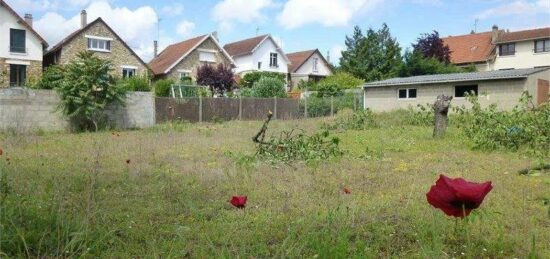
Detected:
left=6, top=0, right=550, bottom=64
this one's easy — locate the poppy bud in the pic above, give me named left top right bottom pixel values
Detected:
left=343, top=188, right=351, bottom=194
left=230, top=196, right=247, bottom=209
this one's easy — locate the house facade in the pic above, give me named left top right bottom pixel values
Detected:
left=223, top=34, right=289, bottom=76
left=442, top=26, right=550, bottom=72
left=43, top=11, right=148, bottom=78
left=0, top=0, right=48, bottom=87
left=363, top=68, right=550, bottom=112
left=148, top=33, right=234, bottom=81
left=287, top=49, right=333, bottom=87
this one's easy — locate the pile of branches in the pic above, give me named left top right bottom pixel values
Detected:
left=253, top=112, right=343, bottom=162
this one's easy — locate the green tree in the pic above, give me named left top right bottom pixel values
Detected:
left=56, top=51, right=126, bottom=131
left=316, top=72, right=364, bottom=90
left=249, top=77, right=287, bottom=98
left=398, top=50, right=465, bottom=77
left=35, top=65, right=64, bottom=89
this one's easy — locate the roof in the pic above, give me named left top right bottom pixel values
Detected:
left=44, top=18, right=147, bottom=68
left=223, top=34, right=269, bottom=57
left=0, top=0, right=48, bottom=48
left=364, top=67, right=550, bottom=88
left=442, top=31, right=497, bottom=64
left=287, top=49, right=333, bottom=73
left=148, top=34, right=235, bottom=75
left=496, top=27, right=550, bottom=44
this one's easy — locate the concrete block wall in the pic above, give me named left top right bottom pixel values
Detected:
left=0, top=88, right=154, bottom=131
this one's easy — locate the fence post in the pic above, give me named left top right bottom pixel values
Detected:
left=238, top=95, right=242, bottom=120
left=304, top=96, right=308, bottom=118
left=198, top=95, right=203, bottom=123
left=178, top=86, right=183, bottom=99
left=330, top=96, right=334, bottom=117
left=273, top=96, right=277, bottom=120
left=170, top=85, right=175, bottom=98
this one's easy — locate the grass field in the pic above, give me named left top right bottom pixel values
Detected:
left=1, top=115, right=549, bottom=258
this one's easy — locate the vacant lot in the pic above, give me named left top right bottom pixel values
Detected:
left=1, top=116, right=549, bottom=258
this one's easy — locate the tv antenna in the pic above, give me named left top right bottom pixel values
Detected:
left=473, top=18, right=479, bottom=33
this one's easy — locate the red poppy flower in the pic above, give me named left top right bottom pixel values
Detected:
left=230, top=196, right=247, bottom=208
left=343, top=188, right=351, bottom=194
left=427, top=174, right=493, bottom=218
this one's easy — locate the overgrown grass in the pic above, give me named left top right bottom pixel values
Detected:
left=0, top=116, right=549, bottom=257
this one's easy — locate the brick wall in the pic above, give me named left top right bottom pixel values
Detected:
left=0, top=88, right=155, bottom=131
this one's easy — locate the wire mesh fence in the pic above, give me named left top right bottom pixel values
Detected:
left=155, top=93, right=364, bottom=123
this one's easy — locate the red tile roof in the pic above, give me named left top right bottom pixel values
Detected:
left=287, top=49, right=316, bottom=73
left=1, top=0, right=48, bottom=47
left=442, top=31, right=497, bottom=64
left=497, top=27, right=550, bottom=43
left=223, top=35, right=268, bottom=57
left=148, top=34, right=208, bottom=75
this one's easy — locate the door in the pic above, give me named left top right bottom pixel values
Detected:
left=9, top=64, right=27, bottom=87
left=538, top=79, right=549, bottom=106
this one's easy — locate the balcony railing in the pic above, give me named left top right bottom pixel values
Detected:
left=9, top=46, right=28, bottom=54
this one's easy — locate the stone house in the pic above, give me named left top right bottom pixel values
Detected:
left=287, top=49, right=333, bottom=88
left=442, top=26, right=550, bottom=72
left=43, top=10, right=148, bottom=78
left=363, top=68, right=550, bottom=112
left=149, top=33, right=235, bottom=82
left=0, top=0, right=48, bottom=87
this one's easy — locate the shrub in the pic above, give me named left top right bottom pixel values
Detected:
left=240, top=71, right=286, bottom=88
left=249, top=77, right=287, bottom=98
left=324, top=108, right=378, bottom=130
left=56, top=51, right=126, bottom=131
left=316, top=72, right=364, bottom=90
left=154, top=79, right=175, bottom=97
left=315, top=81, right=343, bottom=97
left=118, top=76, right=150, bottom=92
left=301, top=92, right=360, bottom=117
left=196, top=64, right=235, bottom=96
left=34, top=65, right=64, bottom=89
left=296, top=79, right=316, bottom=90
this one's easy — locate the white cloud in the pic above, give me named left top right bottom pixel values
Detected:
left=176, top=20, right=196, bottom=37
left=329, top=45, right=344, bottom=65
left=35, top=1, right=159, bottom=61
left=477, top=0, right=550, bottom=19
left=277, top=0, right=384, bottom=29
left=5, top=0, right=92, bottom=13
left=161, top=3, right=184, bottom=17
left=212, top=0, right=274, bottom=32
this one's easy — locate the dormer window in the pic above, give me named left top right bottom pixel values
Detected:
left=10, top=29, right=26, bottom=53
left=535, top=39, right=550, bottom=53
left=86, top=35, right=112, bottom=52
left=499, top=43, right=515, bottom=56
left=312, top=58, right=319, bottom=72
left=269, top=53, right=278, bottom=68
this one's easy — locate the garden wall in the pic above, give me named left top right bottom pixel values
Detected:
left=0, top=88, right=155, bottom=131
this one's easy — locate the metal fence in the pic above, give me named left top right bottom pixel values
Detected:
left=155, top=94, right=364, bottom=123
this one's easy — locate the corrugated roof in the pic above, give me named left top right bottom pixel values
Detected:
left=497, top=27, right=550, bottom=43
left=364, top=68, right=549, bottom=88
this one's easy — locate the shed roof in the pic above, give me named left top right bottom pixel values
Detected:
left=364, top=68, right=549, bottom=88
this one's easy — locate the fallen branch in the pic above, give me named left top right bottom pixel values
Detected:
left=518, top=163, right=550, bottom=175
left=252, top=111, right=273, bottom=145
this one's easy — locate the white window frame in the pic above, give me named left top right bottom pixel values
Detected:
left=199, top=50, right=216, bottom=63
left=122, top=66, right=137, bottom=78
left=312, top=58, right=319, bottom=72
left=86, top=35, right=112, bottom=52
left=397, top=88, right=417, bottom=100
left=269, top=53, right=278, bottom=68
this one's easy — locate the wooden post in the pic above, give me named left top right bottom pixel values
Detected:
left=273, top=96, right=277, bottom=120
left=433, top=95, right=453, bottom=137
left=170, top=85, right=175, bottom=98
left=178, top=85, right=183, bottom=99
left=238, top=95, right=243, bottom=120
left=304, top=96, right=308, bottom=118
left=198, top=95, right=203, bottom=123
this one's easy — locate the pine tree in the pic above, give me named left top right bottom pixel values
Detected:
left=339, top=26, right=365, bottom=77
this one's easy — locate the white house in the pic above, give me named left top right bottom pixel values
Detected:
left=223, top=34, right=289, bottom=76
left=287, top=49, right=333, bottom=87
left=0, top=0, right=48, bottom=87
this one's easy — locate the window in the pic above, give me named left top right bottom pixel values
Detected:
left=10, top=29, right=26, bottom=53
left=312, top=58, right=319, bottom=72
left=535, top=39, right=550, bottom=53
left=499, top=43, right=515, bottom=56
left=258, top=62, right=262, bottom=69
left=122, top=67, right=136, bottom=78
left=397, top=88, right=417, bottom=99
left=9, top=64, right=26, bottom=87
left=455, top=85, right=478, bottom=98
left=87, top=38, right=111, bottom=52
left=199, top=51, right=216, bottom=62
left=269, top=53, right=278, bottom=68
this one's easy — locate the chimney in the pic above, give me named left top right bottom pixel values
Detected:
left=491, top=25, right=499, bottom=43
left=212, top=31, right=219, bottom=42
left=80, top=10, right=87, bottom=28
left=153, top=40, right=158, bottom=58
left=24, top=14, right=33, bottom=27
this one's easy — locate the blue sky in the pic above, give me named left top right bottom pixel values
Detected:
left=7, top=0, right=550, bottom=63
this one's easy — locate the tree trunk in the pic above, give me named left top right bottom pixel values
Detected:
left=433, top=95, right=453, bottom=137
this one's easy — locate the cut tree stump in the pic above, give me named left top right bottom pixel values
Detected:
left=433, top=95, right=453, bottom=137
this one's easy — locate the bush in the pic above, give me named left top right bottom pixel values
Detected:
left=240, top=71, right=286, bottom=88
left=316, top=72, right=364, bottom=90
left=301, top=92, right=360, bottom=117
left=315, top=81, right=343, bottom=97
left=34, top=65, right=64, bottom=89
left=196, top=64, right=235, bottom=96
left=154, top=79, right=175, bottom=97
left=324, top=108, right=378, bottom=130
left=118, top=76, right=150, bottom=92
left=248, top=77, right=287, bottom=98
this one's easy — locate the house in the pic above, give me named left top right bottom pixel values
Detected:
left=442, top=26, right=550, bottom=72
left=493, top=27, right=550, bottom=70
left=0, top=0, right=48, bottom=87
left=363, top=68, right=550, bottom=112
left=223, top=34, right=290, bottom=76
left=148, top=33, right=235, bottom=81
left=43, top=10, right=148, bottom=78
left=287, top=49, right=333, bottom=87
